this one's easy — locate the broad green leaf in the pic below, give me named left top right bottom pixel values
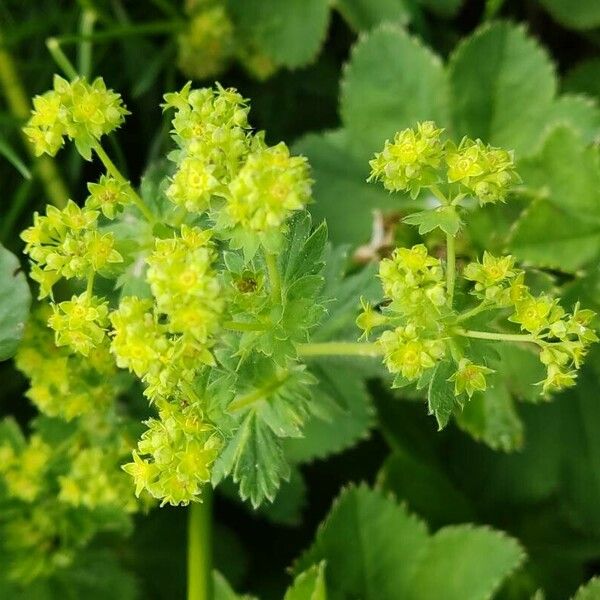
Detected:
left=213, top=571, right=258, bottom=600
left=226, top=0, right=329, bottom=68
left=294, top=485, right=429, bottom=599
left=409, top=525, right=525, bottom=600
left=335, top=0, right=410, bottom=31
left=455, top=380, right=524, bottom=452
left=449, top=22, right=556, bottom=156
left=378, top=452, right=474, bottom=527
left=538, top=0, right=600, bottom=30
left=212, top=412, right=291, bottom=508
left=294, top=130, right=402, bottom=244
left=294, top=485, right=525, bottom=600
left=564, top=59, right=600, bottom=100
left=509, top=127, right=600, bottom=271
left=0, top=244, right=31, bottom=361
left=403, top=206, right=462, bottom=235
left=341, top=24, right=449, bottom=154
left=284, top=562, right=327, bottom=600
left=428, top=360, right=456, bottom=430
left=545, top=95, right=600, bottom=145
left=573, top=577, right=600, bottom=599
left=285, top=357, right=375, bottom=463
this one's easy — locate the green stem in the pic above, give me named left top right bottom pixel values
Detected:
left=297, top=342, right=382, bottom=358
left=446, top=233, right=456, bottom=307
left=46, top=38, right=78, bottom=79
left=92, top=142, right=155, bottom=223
left=86, top=271, right=95, bottom=297
left=78, top=9, right=97, bottom=78
left=265, top=252, right=281, bottom=302
left=187, top=493, right=212, bottom=600
left=456, top=301, right=492, bottom=323
left=223, top=320, right=268, bottom=332
left=0, top=29, right=68, bottom=207
left=457, top=329, right=536, bottom=343
left=52, top=20, right=182, bottom=46
left=430, top=184, right=448, bottom=204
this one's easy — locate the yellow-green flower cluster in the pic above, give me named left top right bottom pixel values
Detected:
left=464, top=252, right=597, bottom=394
left=369, top=121, right=444, bottom=198
left=379, top=244, right=446, bottom=314
left=123, top=402, right=221, bottom=506
left=224, top=143, right=312, bottom=233
left=146, top=225, right=223, bottom=343
left=378, top=324, right=445, bottom=381
left=21, top=200, right=122, bottom=299
left=177, top=3, right=236, bottom=80
left=369, top=122, right=520, bottom=205
left=86, top=174, right=131, bottom=219
left=164, top=82, right=251, bottom=212
left=48, top=293, right=109, bottom=356
left=0, top=435, right=51, bottom=502
left=15, top=309, right=121, bottom=420
left=58, top=447, right=136, bottom=510
left=449, top=359, right=493, bottom=398
left=463, top=252, right=520, bottom=305
left=23, top=75, right=128, bottom=158
left=177, top=0, right=278, bottom=81
left=445, top=137, right=520, bottom=204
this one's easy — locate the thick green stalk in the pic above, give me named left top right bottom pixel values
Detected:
left=0, top=30, right=68, bottom=207
left=265, top=252, right=281, bottom=302
left=46, top=38, right=79, bottom=80
left=446, top=233, right=456, bottom=306
left=297, top=341, right=382, bottom=358
left=458, top=329, right=535, bottom=343
left=187, top=493, right=212, bottom=600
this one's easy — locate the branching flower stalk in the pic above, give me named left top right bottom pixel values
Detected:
left=15, top=72, right=597, bottom=599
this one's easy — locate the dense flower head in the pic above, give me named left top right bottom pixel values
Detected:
left=23, top=75, right=128, bottom=158
left=15, top=308, right=120, bottom=420
left=58, top=447, right=136, bottom=510
left=146, top=225, right=223, bottom=343
left=109, top=297, right=169, bottom=379
left=164, top=82, right=251, bottom=212
left=379, top=244, right=446, bottom=312
left=177, top=4, right=236, bottom=80
left=445, top=137, right=520, bottom=204
left=86, top=175, right=130, bottom=219
left=369, top=123, right=520, bottom=206
left=223, top=143, right=312, bottom=233
left=378, top=324, right=445, bottom=382
left=21, top=200, right=122, bottom=298
left=123, top=402, right=222, bottom=506
left=463, top=252, right=519, bottom=304
left=369, top=121, right=444, bottom=197
left=47, top=293, right=109, bottom=356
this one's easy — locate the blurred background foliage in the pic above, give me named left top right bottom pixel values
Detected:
left=2, top=0, right=600, bottom=598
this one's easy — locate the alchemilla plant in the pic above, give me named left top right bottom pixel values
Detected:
left=17, top=74, right=597, bottom=514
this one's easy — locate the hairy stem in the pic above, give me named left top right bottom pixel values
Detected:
left=446, top=233, right=456, bottom=306
left=457, top=329, right=536, bottom=343
left=86, top=271, right=95, bottom=297
left=456, top=301, right=493, bottom=323
left=0, top=29, right=68, bottom=208
left=92, top=142, right=155, bottom=223
left=187, top=493, right=212, bottom=600
left=297, top=342, right=382, bottom=358
left=265, top=252, right=281, bottom=302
